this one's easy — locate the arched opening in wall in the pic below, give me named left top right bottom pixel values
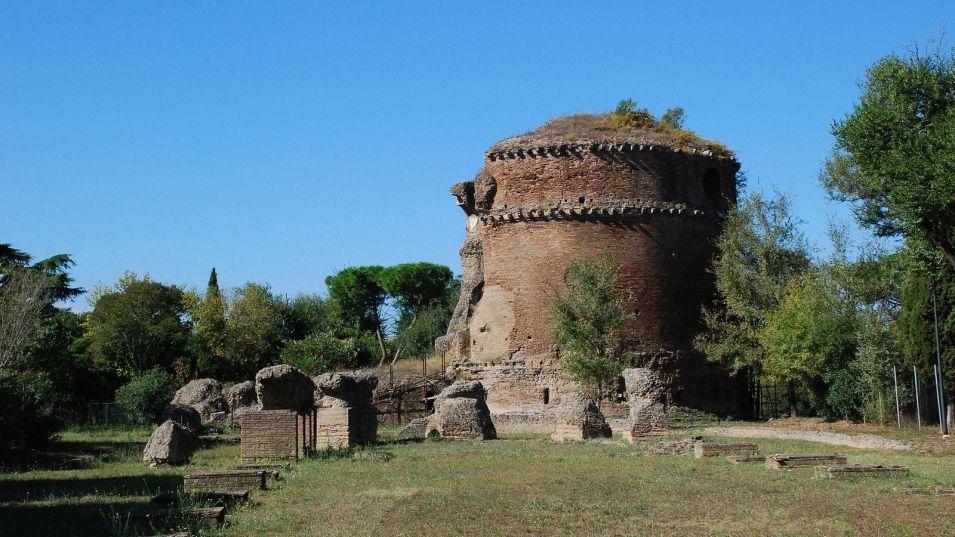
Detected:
left=703, top=169, right=721, bottom=207
left=542, top=388, right=550, bottom=405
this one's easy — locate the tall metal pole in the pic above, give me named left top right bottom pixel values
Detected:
left=932, top=287, right=949, bottom=436
left=913, top=366, right=922, bottom=431
left=893, top=366, right=901, bottom=429
left=934, top=365, right=945, bottom=432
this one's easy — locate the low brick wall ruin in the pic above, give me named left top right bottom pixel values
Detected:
left=315, top=406, right=377, bottom=449
left=183, top=470, right=266, bottom=492
left=239, top=410, right=299, bottom=462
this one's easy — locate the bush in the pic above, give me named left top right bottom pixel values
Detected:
left=0, top=371, right=62, bottom=450
left=281, top=332, right=358, bottom=375
left=114, top=368, right=177, bottom=425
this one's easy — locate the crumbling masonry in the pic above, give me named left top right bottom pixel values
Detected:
left=436, top=113, right=749, bottom=427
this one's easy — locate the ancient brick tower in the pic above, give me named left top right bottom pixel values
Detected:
left=436, top=114, right=748, bottom=428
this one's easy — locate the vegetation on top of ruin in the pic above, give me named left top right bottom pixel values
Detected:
left=489, top=99, right=735, bottom=159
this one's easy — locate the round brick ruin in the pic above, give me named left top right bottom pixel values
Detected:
left=437, top=114, right=749, bottom=424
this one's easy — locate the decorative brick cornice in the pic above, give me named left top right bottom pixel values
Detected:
left=480, top=199, right=717, bottom=225
left=484, top=141, right=727, bottom=162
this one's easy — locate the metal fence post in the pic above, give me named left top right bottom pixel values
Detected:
left=913, top=366, right=921, bottom=431
left=893, top=366, right=901, bottom=429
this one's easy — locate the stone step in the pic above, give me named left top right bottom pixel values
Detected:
left=766, top=454, right=847, bottom=469
left=151, top=490, right=250, bottom=506
left=183, top=469, right=266, bottom=492
left=727, top=455, right=766, bottom=464
left=816, top=464, right=910, bottom=479
left=694, top=442, right=758, bottom=458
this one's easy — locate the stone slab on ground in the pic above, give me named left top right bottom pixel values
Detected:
left=183, top=470, right=266, bottom=492
left=151, top=490, right=250, bottom=506
left=766, top=454, right=847, bottom=469
left=132, top=506, right=226, bottom=529
left=694, top=442, right=758, bottom=458
left=727, top=454, right=766, bottom=463
left=816, top=464, right=910, bottom=479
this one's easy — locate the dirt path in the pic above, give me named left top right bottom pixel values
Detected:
left=703, top=425, right=910, bottom=451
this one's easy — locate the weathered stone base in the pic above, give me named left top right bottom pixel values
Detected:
left=694, top=442, right=758, bottom=459
left=727, top=455, right=766, bottom=464
left=183, top=470, right=266, bottom=492
left=316, top=406, right=378, bottom=449
left=816, top=464, right=910, bottom=479
left=766, top=454, right=847, bottom=469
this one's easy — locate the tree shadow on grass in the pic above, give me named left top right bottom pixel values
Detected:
left=0, top=498, right=179, bottom=537
left=1, top=440, right=145, bottom=472
left=0, top=473, right=182, bottom=502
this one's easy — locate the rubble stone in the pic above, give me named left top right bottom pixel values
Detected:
left=426, top=380, right=496, bottom=440
left=550, top=392, right=611, bottom=441
left=143, top=420, right=197, bottom=466
left=160, top=404, right=202, bottom=433
left=171, top=378, right=228, bottom=425
left=621, top=368, right=668, bottom=441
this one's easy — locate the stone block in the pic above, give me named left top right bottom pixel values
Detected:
left=183, top=470, right=266, bottom=492
left=766, top=454, right=848, bottom=469
left=693, top=442, right=758, bottom=459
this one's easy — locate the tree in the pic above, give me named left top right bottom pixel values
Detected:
left=0, top=269, right=49, bottom=371
left=551, top=257, right=633, bottom=398
left=899, top=264, right=955, bottom=427
left=282, top=294, right=343, bottom=341
left=695, top=192, right=812, bottom=374
left=822, top=46, right=955, bottom=270
left=192, top=267, right=228, bottom=378
left=758, top=273, right=858, bottom=418
left=378, top=262, right=455, bottom=365
left=87, top=277, right=191, bottom=379
left=0, top=243, right=83, bottom=302
left=325, top=266, right=388, bottom=363
left=224, top=282, right=284, bottom=379
left=379, top=263, right=453, bottom=316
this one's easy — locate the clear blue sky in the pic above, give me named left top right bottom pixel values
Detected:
left=1, top=2, right=950, bottom=309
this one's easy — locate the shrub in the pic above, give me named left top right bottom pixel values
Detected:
left=551, top=256, right=634, bottom=398
left=0, top=371, right=61, bottom=450
left=115, top=368, right=177, bottom=425
left=281, top=332, right=357, bottom=375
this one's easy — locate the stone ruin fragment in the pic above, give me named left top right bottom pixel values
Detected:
left=224, top=380, right=259, bottom=427
left=312, top=370, right=379, bottom=449
left=622, top=367, right=668, bottom=441
left=255, top=364, right=315, bottom=412
left=170, top=378, right=228, bottom=426
left=143, top=420, right=198, bottom=466
left=550, top=392, right=611, bottom=442
left=424, top=380, right=496, bottom=440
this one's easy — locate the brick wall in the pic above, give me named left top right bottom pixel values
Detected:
left=446, top=142, right=749, bottom=416
left=315, top=406, right=377, bottom=449
left=239, top=410, right=298, bottom=462
left=183, top=470, right=266, bottom=492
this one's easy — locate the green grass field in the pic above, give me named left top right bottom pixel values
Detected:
left=2, top=425, right=953, bottom=536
